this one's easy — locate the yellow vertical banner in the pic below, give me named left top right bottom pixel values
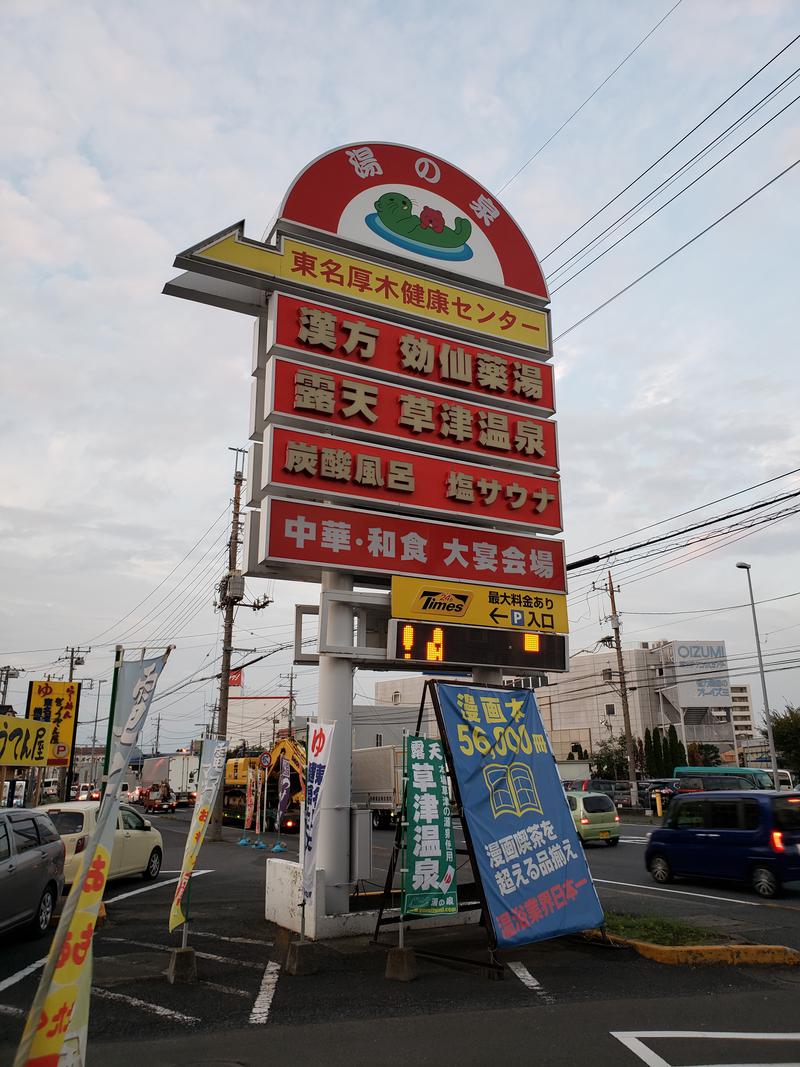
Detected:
left=169, top=739, right=227, bottom=932
left=14, top=651, right=170, bottom=1067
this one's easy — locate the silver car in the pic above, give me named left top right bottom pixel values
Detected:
left=0, top=808, right=65, bottom=937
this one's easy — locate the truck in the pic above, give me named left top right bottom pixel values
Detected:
left=352, top=746, right=403, bottom=830
left=140, top=752, right=199, bottom=806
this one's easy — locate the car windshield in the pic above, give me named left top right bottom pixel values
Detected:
left=752, top=770, right=774, bottom=789
left=773, top=797, right=800, bottom=831
left=48, top=811, right=84, bottom=835
left=583, top=795, right=615, bottom=813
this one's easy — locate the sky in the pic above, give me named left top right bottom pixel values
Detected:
left=2, top=0, right=799, bottom=753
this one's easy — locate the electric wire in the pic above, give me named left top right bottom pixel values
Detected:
left=553, top=155, right=800, bottom=342
left=549, top=84, right=800, bottom=293
left=498, top=0, right=683, bottom=193
left=541, top=31, right=800, bottom=261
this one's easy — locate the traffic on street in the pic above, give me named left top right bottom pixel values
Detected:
left=2, top=808, right=799, bottom=1065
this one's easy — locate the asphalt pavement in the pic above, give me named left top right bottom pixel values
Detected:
left=1, top=811, right=799, bottom=1066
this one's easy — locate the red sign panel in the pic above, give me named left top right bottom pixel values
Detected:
left=269, top=293, right=555, bottom=415
left=265, top=358, right=558, bottom=472
left=265, top=427, right=562, bottom=532
left=262, top=497, right=567, bottom=592
left=277, top=142, right=548, bottom=299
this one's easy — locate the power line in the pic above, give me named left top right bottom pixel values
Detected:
left=498, top=1, right=682, bottom=194
left=553, top=154, right=800, bottom=343
left=550, top=85, right=800, bottom=293
left=568, top=466, right=800, bottom=558
left=85, top=504, right=229, bottom=643
left=541, top=31, right=800, bottom=261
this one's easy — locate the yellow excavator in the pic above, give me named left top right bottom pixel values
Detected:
left=223, top=737, right=306, bottom=829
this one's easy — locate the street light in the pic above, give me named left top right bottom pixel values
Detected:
left=736, top=562, right=779, bottom=788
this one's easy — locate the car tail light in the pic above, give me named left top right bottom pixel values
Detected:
left=75, top=835, right=87, bottom=854
left=771, top=830, right=785, bottom=852
left=580, top=817, right=590, bottom=825
left=285, top=819, right=296, bottom=829
left=614, top=815, right=620, bottom=823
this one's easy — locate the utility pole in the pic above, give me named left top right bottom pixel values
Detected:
left=209, top=453, right=246, bottom=841
left=0, top=665, right=23, bottom=708
left=281, top=670, right=295, bottom=739
left=606, top=572, right=638, bottom=810
left=57, top=646, right=90, bottom=802
left=154, top=714, right=161, bottom=756
left=60, top=646, right=91, bottom=682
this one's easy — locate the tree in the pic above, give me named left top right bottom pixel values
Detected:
left=635, top=737, right=645, bottom=774
left=644, top=728, right=654, bottom=777
left=771, top=705, right=800, bottom=774
left=697, top=743, right=721, bottom=767
left=591, top=736, right=628, bottom=779
left=652, top=729, right=665, bottom=777
left=667, top=725, right=686, bottom=774
left=687, top=741, right=701, bottom=765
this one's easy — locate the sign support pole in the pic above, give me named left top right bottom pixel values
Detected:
left=316, top=571, right=354, bottom=915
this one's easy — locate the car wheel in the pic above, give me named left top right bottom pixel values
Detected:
left=143, top=847, right=162, bottom=881
left=30, top=885, right=55, bottom=938
left=650, top=855, right=672, bottom=883
left=751, top=865, right=779, bottom=898
left=606, top=837, right=620, bottom=847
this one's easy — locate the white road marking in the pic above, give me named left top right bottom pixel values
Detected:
left=0, top=957, right=46, bottom=994
left=611, top=1030, right=800, bottom=1067
left=101, top=936, right=263, bottom=969
left=249, top=961, right=281, bottom=1024
left=201, top=981, right=252, bottom=999
left=105, top=869, right=212, bottom=904
left=595, top=878, right=762, bottom=907
left=190, top=930, right=272, bottom=946
left=0, top=1003, right=24, bottom=1016
left=91, top=986, right=200, bottom=1023
left=507, top=961, right=554, bottom=1002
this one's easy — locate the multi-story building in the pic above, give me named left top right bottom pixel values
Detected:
left=535, top=639, right=741, bottom=762
left=728, top=683, right=755, bottom=741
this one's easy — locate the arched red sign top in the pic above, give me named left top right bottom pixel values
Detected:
left=277, top=142, right=549, bottom=301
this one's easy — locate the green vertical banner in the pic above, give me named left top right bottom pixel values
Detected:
left=402, top=736, right=457, bottom=916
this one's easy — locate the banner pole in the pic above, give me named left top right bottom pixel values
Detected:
left=101, top=646, right=124, bottom=793
left=399, top=729, right=408, bottom=950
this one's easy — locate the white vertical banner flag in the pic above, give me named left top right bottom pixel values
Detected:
left=15, top=650, right=171, bottom=1067
left=169, top=738, right=227, bottom=932
left=302, top=721, right=335, bottom=903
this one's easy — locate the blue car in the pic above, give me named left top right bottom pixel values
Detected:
left=645, top=791, right=800, bottom=898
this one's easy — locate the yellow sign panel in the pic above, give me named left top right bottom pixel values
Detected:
left=0, top=714, right=55, bottom=767
left=391, top=576, right=569, bottom=634
left=25, top=680, right=81, bottom=767
left=196, top=231, right=549, bottom=350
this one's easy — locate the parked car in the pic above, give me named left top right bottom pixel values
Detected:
left=40, top=801, right=163, bottom=886
left=565, top=791, right=620, bottom=846
left=0, top=808, right=65, bottom=936
left=569, top=779, right=617, bottom=803
left=645, top=791, right=800, bottom=898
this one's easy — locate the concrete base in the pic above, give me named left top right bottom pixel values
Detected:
left=166, top=947, right=197, bottom=985
left=385, top=947, right=417, bottom=982
left=285, top=940, right=318, bottom=976
left=265, top=858, right=480, bottom=941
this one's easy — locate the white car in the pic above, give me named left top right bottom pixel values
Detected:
left=39, top=802, right=163, bottom=886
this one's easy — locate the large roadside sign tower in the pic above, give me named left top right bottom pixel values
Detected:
left=165, top=142, right=568, bottom=919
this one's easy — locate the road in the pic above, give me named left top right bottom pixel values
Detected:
left=0, top=811, right=799, bottom=1065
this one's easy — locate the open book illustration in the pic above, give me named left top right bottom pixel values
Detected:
left=483, top=762, right=543, bottom=819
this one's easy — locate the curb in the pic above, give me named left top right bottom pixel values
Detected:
left=582, top=929, right=800, bottom=966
